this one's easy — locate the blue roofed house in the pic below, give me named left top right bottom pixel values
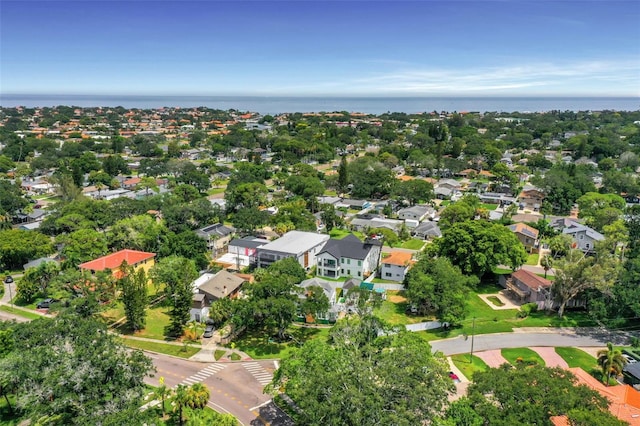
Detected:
left=316, top=234, right=382, bottom=280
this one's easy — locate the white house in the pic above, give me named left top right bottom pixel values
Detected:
left=397, top=205, right=434, bottom=222
left=380, top=251, right=414, bottom=282
left=316, top=234, right=382, bottom=279
left=255, top=231, right=329, bottom=270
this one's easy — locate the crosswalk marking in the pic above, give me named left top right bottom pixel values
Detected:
left=243, top=362, right=273, bottom=386
left=178, top=363, right=226, bottom=387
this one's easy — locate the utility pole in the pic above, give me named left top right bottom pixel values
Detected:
left=469, top=317, right=476, bottom=362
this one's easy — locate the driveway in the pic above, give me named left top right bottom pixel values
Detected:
left=475, top=349, right=509, bottom=368
left=531, top=346, right=569, bottom=368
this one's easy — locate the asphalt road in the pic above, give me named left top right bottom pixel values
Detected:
left=430, top=328, right=630, bottom=356
left=146, top=353, right=293, bottom=426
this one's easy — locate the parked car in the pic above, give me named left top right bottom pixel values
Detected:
left=3, top=275, right=13, bottom=284
left=203, top=324, right=215, bottom=338
left=449, top=372, right=461, bottom=383
left=623, top=354, right=637, bottom=364
left=36, top=298, right=58, bottom=309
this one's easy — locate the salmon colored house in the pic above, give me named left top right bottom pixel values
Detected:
left=79, top=249, right=156, bottom=278
left=550, top=367, right=640, bottom=425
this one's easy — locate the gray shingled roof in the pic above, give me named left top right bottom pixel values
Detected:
left=318, top=234, right=381, bottom=260
left=198, top=270, right=245, bottom=299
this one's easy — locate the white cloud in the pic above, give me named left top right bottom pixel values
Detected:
left=261, top=59, right=640, bottom=96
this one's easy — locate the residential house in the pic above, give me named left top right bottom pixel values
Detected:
left=478, top=192, right=516, bottom=205
left=349, top=214, right=404, bottom=233
left=316, top=234, right=382, bottom=279
left=79, top=249, right=156, bottom=278
left=255, top=231, right=329, bottom=270
left=436, top=178, right=463, bottom=191
left=397, top=205, right=434, bottom=222
left=380, top=251, right=414, bottom=282
left=297, top=277, right=339, bottom=322
left=551, top=368, right=640, bottom=426
left=215, top=236, right=270, bottom=270
left=411, top=221, right=442, bottom=240
left=561, top=221, right=605, bottom=253
left=519, top=187, right=545, bottom=211
left=500, top=269, right=552, bottom=310
left=336, top=199, right=371, bottom=211
left=190, top=270, right=246, bottom=322
left=195, top=223, right=235, bottom=254
left=508, top=223, right=540, bottom=253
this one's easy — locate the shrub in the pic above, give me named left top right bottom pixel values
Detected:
left=517, top=303, right=538, bottom=318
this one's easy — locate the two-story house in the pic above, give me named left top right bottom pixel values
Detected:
left=195, top=223, right=235, bottom=254
left=380, top=251, right=414, bottom=282
left=79, top=249, right=156, bottom=279
left=518, top=187, right=545, bottom=211
left=255, top=231, right=329, bottom=270
left=316, top=234, right=382, bottom=279
left=562, top=221, right=605, bottom=253
left=190, top=270, right=246, bottom=322
left=508, top=223, right=539, bottom=253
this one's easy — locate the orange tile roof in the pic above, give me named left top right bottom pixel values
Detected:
left=549, top=415, right=570, bottom=426
left=382, top=252, right=413, bottom=267
left=397, top=175, right=415, bottom=181
left=568, top=367, right=640, bottom=424
left=79, top=249, right=156, bottom=272
left=123, top=177, right=141, bottom=186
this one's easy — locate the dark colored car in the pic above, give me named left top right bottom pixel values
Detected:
left=3, top=275, right=13, bottom=284
left=203, top=324, right=215, bottom=338
left=36, top=298, right=58, bottom=309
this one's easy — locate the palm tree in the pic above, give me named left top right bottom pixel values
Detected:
left=154, top=376, right=171, bottom=417
left=186, top=383, right=210, bottom=410
left=187, top=320, right=205, bottom=341
left=597, top=342, right=627, bottom=386
left=173, top=384, right=189, bottom=426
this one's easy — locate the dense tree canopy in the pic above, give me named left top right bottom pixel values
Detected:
left=0, top=314, right=154, bottom=425
left=270, top=320, right=454, bottom=425
left=460, top=364, right=620, bottom=426
left=437, top=220, right=528, bottom=276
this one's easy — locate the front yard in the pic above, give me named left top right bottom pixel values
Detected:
left=233, top=325, right=331, bottom=359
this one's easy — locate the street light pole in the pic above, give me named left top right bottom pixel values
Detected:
left=469, top=317, right=476, bottom=362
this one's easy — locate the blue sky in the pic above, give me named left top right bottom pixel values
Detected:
left=1, top=1, right=639, bottom=96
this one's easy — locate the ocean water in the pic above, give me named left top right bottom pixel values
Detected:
left=1, top=94, right=639, bottom=115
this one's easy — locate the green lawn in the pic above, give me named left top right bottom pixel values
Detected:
left=0, top=305, right=43, bottom=320
left=486, top=296, right=504, bottom=307
left=420, top=292, right=597, bottom=341
left=234, top=325, right=330, bottom=359
left=479, top=203, right=499, bottom=211
left=400, top=239, right=425, bottom=250
left=374, top=293, right=434, bottom=326
left=526, top=253, right=540, bottom=266
left=451, top=354, right=489, bottom=380
left=120, top=338, right=200, bottom=358
left=116, top=305, right=173, bottom=340
left=501, top=348, right=545, bottom=366
left=555, top=347, right=616, bottom=385
left=555, top=347, right=597, bottom=370
left=329, top=229, right=366, bottom=240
